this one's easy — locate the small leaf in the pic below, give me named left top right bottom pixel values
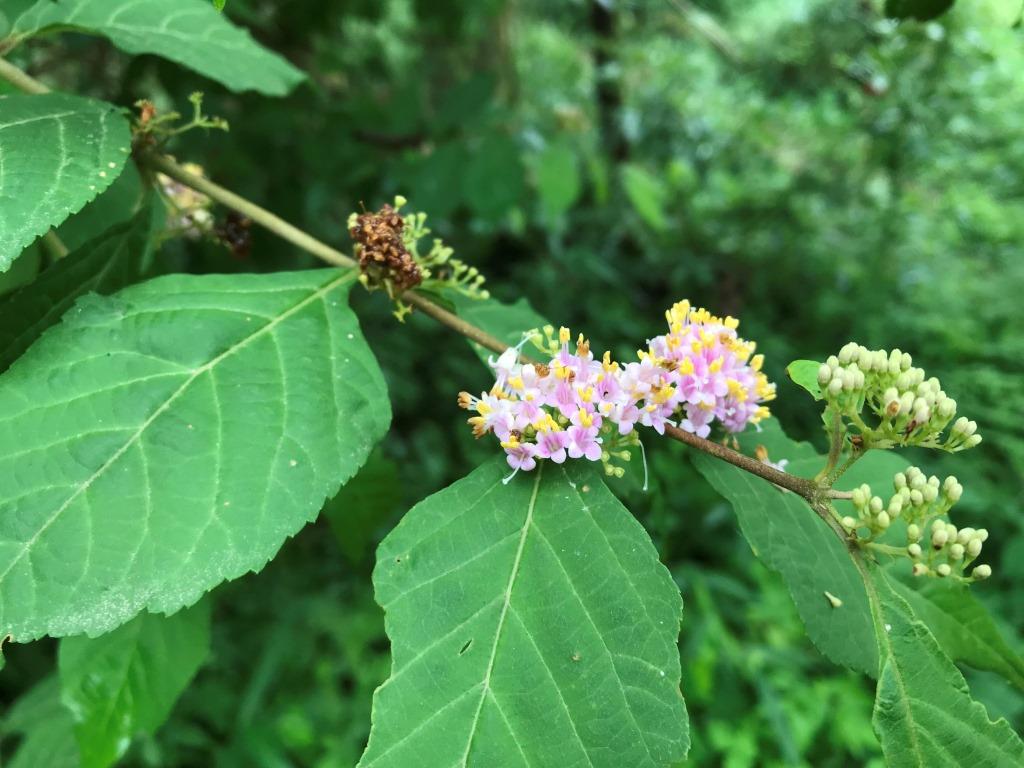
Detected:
left=622, top=164, right=669, bottom=232
left=869, top=568, right=1024, bottom=766
left=786, top=359, right=823, bottom=401
left=0, top=268, right=390, bottom=641
left=0, top=93, right=130, bottom=272
left=360, top=459, right=689, bottom=767
left=12, top=0, right=304, bottom=96
left=0, top=202, right=160, bottom=372
left=58, top=603, right=212, bottom=768
left=532, top=142, right=581, bottom=220
left=2, top=677, right=80, bottom=768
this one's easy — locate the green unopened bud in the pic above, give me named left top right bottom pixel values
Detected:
left=949, top=543, right=965, bottom=561
left=936, top=563, right=952, bottom=578
left=842, top=516, right=857, bottom=530
left=931, top=529, right=949, bottom=548
left=908, top=543, right=922, bottom=558
left=893, top=472, right=907, bottom=489
left=817, top=363, right=831, bottom=386
left=973, top=564, right=992, bottom=580
left=910, top=489, right=924, bottom=507
left=963, top=434, right=982, bottom=449
left=913, top=563, right=929, bottom=577
left=967, top=538, right=983, bottom=558
left=870, top=496, right=883, bottom=514
left=976, top=528, right=989, bottom=542
left=876, top=511, right=891, bottom=529
left=922, top=485, right=938, bottom=503
left=956, top=527, right=974, bottom=545
left=828, top=378, right=843, bottom=396
left=907, top=524, right=921, bottom=542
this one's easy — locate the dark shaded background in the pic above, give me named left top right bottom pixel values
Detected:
left=3, top=0, right=1023, bottom=765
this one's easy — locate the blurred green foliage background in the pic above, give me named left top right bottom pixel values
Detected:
left=3, top=0, right=1023, bottom=765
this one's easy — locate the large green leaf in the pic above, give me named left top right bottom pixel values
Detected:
left=0, top=93, right=130, bottom=272
left=360, top=459, right=688, bottom=767
left=889, top=576, right=1024, bottom=691
left=11, top=0, right=304, bottom=96
left=694, top=447, right=878, bottom=675
left=868, top=568, right=1024, bottom=766
left=0, top=268, right=390, bottom=641
left=0, top=202, right=160, bottom=372
left=58, top=603, right=211, bottom=768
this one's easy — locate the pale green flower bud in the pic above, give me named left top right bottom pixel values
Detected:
left=893, top=472, right=907, bottom=489
left=842, top=516, right=857, bottom=530
left=869, top=496, right=883, bottom=514
left=931, top=519, right=945, bottom=532
left=817, top=363, right=831, bottom=386
left=945, top=522, right=958, bottom=540
left=876, top=511, right=891, bottom=529
left=826, top=355, right=839, bottom=368
left=963, top=434, right=982, bottom=449
left=828, top=378, right=843, bottom=396
left=927, top=475, right=940, bottom=488
left=910, top=489, right=924, bottom=507
left=973, top=564, right=992, bottom=580
left=922, top=485, right=938, bottom=503
left=899, top=392, right=915, bottom=416
left=936, top=563, right=952, bottom=578
left=907, top=523, right=921, bottom=542
left=949, top=543, right=965, bottom=561
left=838, top=344, right=855, bottom=364
left=967, top=538, right=983, bottom=558
left=852, top=488, right=866, bottom=506
left=901, top=352, right=912, bottom=371
left=976, top=528, right=989, bottom=542
left=938, top=398, right=956, bottom=418
left=913, top=563, right=929, bottom=577
left=931, top=528, right=948, bottom=548
left=956, top=527, right=974, bottom=545
left=946, top=482, right=963, bottom=502
left=887, top=498, right=903, bottom=516
left=908, top=543, right=922, bottom=558
left=942, top=475, right=958, bottom=491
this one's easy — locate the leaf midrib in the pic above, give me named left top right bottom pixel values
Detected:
left=0, top=269, right=355, bottom=595
left=459, top=465, right=544, bottom=766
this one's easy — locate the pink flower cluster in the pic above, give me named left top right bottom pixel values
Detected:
left=458, top=301, right=775, bottom=480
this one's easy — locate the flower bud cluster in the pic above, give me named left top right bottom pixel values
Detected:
left=816, top=343, right=980, bottom=452
left=458, top=302, right=774, bottom=481
left=348, top=197, right=488, bottom=319
left=842, top=466, right=991, bottom=582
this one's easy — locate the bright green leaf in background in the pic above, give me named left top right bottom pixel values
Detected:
left=531, top=141, right=581, bottom=221
left=323, top=449, right=401, bottom=566
left=9, top=0, right=304, bottom=96
left=360, top=459, right=689, bottom=767
left=869, top=569, right=1024, bottom=765
left=622, top=163, right=670, bottom=232
left=0, top=269, right=390, bottom=642
left=2, top=677, right=79, bottom=768
left=0, top=92, right=130, bottom=271
left=0, top=202, right=161, bottom=371
left=58, top=603, right=212, bottom=768
left=786, top=359, right=823, bottom=401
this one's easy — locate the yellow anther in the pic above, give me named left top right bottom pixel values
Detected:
left=727, top=378, right=747, bottom=402
left=709, top=356, right=724, bottom=373
left=576, top=409, right=594, bottom=428
left=751, top=354, right=764, bottom=371
left=724, top=316, right=739, bottom=330
left=507, top=376, right=524, bottom=391
left=559, top=326, right=571, bottom=344
left=678, top=357, right=695, bottom=375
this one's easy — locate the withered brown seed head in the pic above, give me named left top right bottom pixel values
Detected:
left=349, top=204, right=422, bottom=293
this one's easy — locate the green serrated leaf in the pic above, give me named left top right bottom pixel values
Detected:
left=868, top=568, right=1024, bottom=766
left=694, top=446, right=878, bottom=676
left=12, top=0, right=304, bottom=96
left=0, top=93, right=130, bottom=272
left=889, top=575, right=1024, bottom=691
left=360, top=458, right=689, bottom=767
left=0, top=268, right=390, bottom=641
left=448, top=291, right=548, bottom=365
left=59, top=603, right=211, bottom=768
left=786, top=359, right=823, bottom=401
left=0, top=202, right=160, bottom=372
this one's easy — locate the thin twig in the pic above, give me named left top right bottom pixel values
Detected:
left=40, top=230, right=69, bottom=260
left=0, top=55, right=837, bottom=510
